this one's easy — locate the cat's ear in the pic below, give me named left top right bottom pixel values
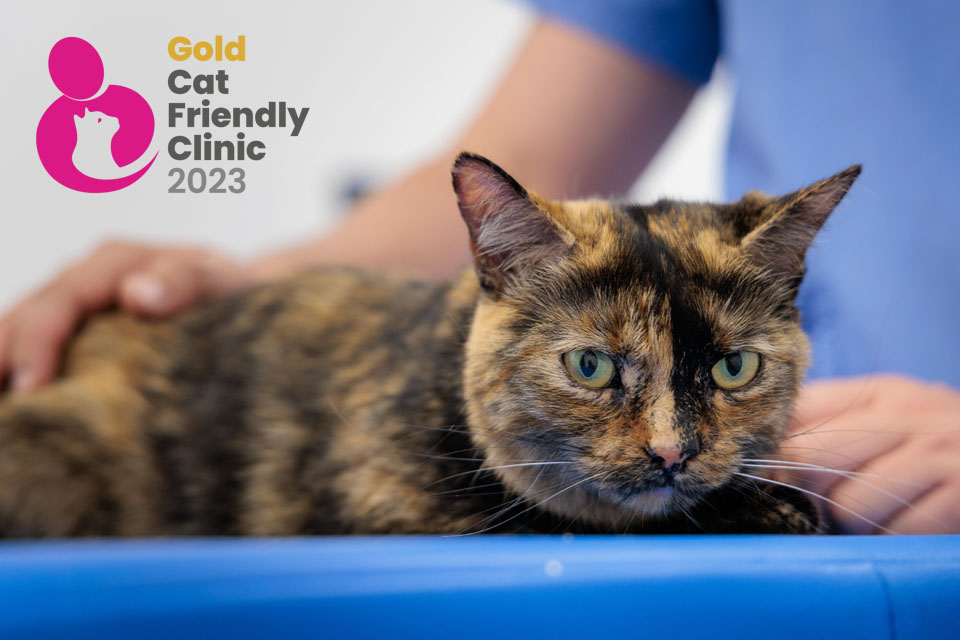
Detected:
left=452, top=152, right=573, bottom=294
left=737, top=166, right=861, bottom=282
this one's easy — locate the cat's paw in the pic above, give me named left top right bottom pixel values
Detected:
left=689, top=480, right=820, bottom=534
left=751, top=483, right=820, bottom=534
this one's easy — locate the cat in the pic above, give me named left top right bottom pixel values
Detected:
left=71, top=107, right=156, bottom=180
left=0, top=153, right=860, bottom=537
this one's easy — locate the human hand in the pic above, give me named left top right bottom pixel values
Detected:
left=766, top=375, right=960, bottom=534
left=0, top=241, right=254, bottom=393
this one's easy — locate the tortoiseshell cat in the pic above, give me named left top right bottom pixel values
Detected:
left=0, top=153, right=860, bottom=537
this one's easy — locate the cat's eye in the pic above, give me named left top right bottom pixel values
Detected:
left=711, top=351, right=760, bottom=390
left=563, top=349, right=617, bottom=389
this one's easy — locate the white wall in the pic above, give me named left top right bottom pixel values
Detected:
left=0, top=0, right=730, bottom=310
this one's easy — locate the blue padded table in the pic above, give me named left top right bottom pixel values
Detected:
left=0, top=535, right=957, bottom=639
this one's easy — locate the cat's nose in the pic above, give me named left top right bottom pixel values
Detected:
left=648, top=443, right=698, bottom=475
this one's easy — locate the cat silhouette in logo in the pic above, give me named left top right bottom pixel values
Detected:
left=72, top=108, right=156, bottom=180
left=36, top=37, right=157, bottom=193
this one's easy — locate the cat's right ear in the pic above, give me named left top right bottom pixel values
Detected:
left=452, top=152, right=573, bottom=294
left=728, top=166, right=861, bottom=285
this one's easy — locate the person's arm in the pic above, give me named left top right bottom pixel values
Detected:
left=0, top=19, right=696, bottom=391
left=254, top=19, right=696, bottom=278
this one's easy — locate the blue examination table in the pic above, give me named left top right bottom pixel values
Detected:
left=0, top=535, right=957, bottom=639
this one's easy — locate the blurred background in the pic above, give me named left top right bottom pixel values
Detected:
left=0, top=0, right=730, bottom=310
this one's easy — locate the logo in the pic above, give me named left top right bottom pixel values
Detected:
left=36, top=37, right=157, bottom=193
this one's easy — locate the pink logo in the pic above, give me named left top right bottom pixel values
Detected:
left=36, top=37, right=157, bottom=193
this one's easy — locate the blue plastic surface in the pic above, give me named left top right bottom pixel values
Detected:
left=0, top=536, right=957, bottom=639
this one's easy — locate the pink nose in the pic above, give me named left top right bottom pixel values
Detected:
left=648, top=444, right=696, bottom=474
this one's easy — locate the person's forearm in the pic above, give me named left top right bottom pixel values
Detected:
left=252, top=19, right=695, bottom=281
left=251, top=154, right=470, bottom=280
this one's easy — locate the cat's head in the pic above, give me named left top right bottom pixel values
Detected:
left=453, top=152, right=860, bottom=525
left=73, top=108, right=120, bottom=138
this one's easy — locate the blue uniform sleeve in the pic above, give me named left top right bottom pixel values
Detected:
left=524, top=0, right=720, bottom=86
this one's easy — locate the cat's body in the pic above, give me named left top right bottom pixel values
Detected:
left=72, top=108, right=155, bottom=180
left=0, top=270, right=480, bottom=536
left=0, top=154, right=859, bottom=537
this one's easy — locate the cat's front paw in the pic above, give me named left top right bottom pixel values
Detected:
left=751, top=483, right=820, bottom=534
left=690, top=480, right=820, bottom=534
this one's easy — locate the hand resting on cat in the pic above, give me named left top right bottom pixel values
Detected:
left=781, top=375, right=960, bottom=534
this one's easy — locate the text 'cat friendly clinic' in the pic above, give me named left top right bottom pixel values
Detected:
left=166, top=36, right=309, bottom=161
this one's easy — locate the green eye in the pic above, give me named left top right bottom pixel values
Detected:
left=563, top=349, right=616, bottom=388
left=711, top=351, right=760, bottom=390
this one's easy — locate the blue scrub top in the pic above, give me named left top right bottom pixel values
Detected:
left=527, top=0, right=960, bottom=386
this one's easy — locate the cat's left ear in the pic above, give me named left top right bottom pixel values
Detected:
left=737, top=166, right=861, bottom=282
left=452, top=152, right=574, bottom=294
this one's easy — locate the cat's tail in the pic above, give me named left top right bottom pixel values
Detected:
left=113, top=147, right=159, bottom=180
left=71, top=146, right=159, bottom=182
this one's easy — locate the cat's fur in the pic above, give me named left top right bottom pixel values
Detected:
left=0, top=153, right=859, bottom=537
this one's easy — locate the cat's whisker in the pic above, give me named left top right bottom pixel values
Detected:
left=466, top=466, right=550, bottom=530
left=444, top=310, right=471, bottom=341
left=784, top=372, right=894, bottom=440
left=776, top=426, right=960, bottom=444
left=390, top=421, right=588, bottom=457
left=726, top=476, right=846, bottom=535
left=470, top=471, right=607, bottom=536
left=743, top=461, right=898, bottom=487
left=771, top=444, right=882, bottom=470
left=554, top=500, right=592, bottom=534
left=742, top=461, right=953, bottom=532
left=405, top=444, right=582, bottom=465
left=423, top=460, right=576, bottom=489
left=369, top=420, right=587, bottom=490
left=743, top=462, right=919, bottom=507
left=733, top=471, right=897, bottom=534
left=429, top=481, right=505, bottom=497
left=768, top=444, right=947, bottom=507
left=440, top=490, right=510, bottom=499
left=452, top=471, right=608, bottom=536
left=565, top=472, right=617, bottom=533
left=742, top=458, right=927, bottom=488
left=469, top=493, right=527, bottom=523
left=607, top=488, right=635, bottom=531
left=675, top=502, right=704, bottom=532
left=327, top=413, right=480, bottom=476
left=406, top=451, right=488, bottom=463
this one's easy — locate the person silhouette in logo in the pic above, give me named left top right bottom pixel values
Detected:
left=36, top=37, right=156, bottom=193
